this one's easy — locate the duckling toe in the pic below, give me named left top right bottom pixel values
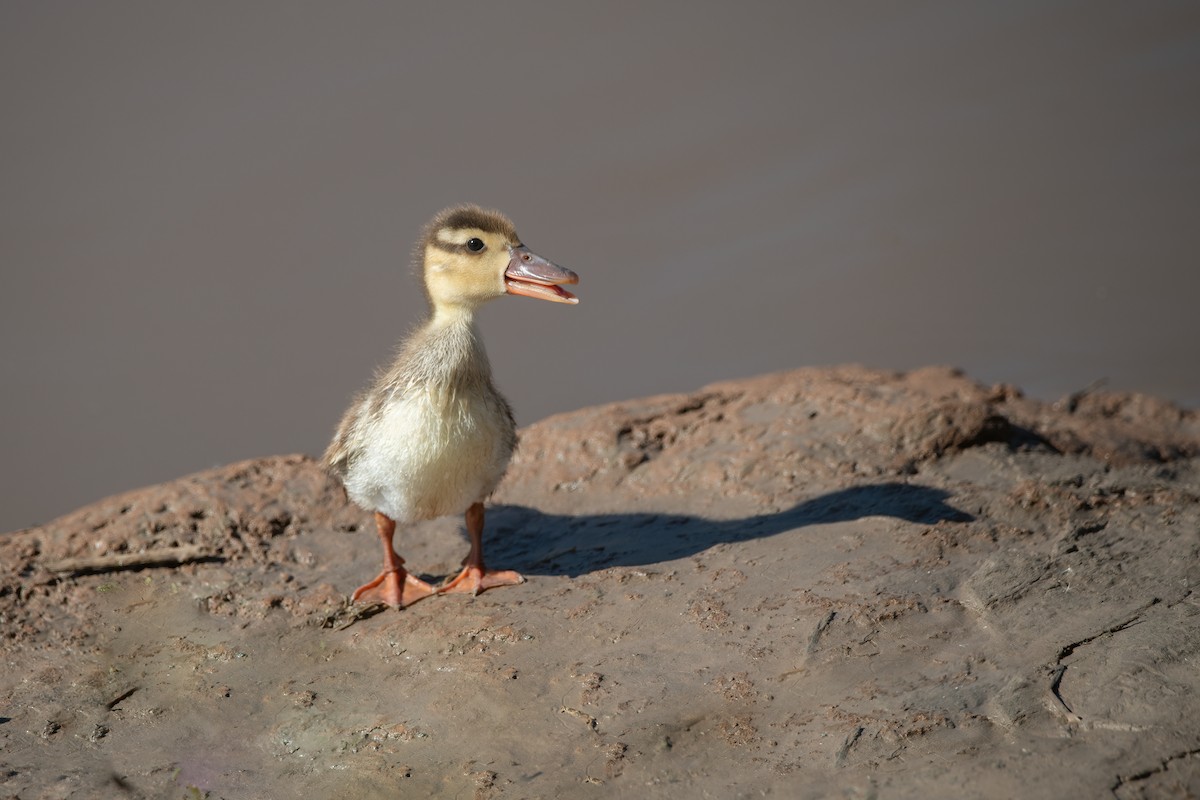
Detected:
left=438, top=565, right=525, bottom=597
left=352, top=568, right=436, bottom=608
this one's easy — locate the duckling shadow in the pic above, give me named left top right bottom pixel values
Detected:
left=487, top=482, right=972, bottom=577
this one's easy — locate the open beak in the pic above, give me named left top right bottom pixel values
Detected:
left=505, top=245, right=579, bottom=304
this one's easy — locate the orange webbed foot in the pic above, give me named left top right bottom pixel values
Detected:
left=438, top=565, right=525, bottom=597
left=352, top=568, right=436, bottom=608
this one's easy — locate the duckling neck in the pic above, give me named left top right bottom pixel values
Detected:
left=429, top=301, right=479, bottom=330
left=401, top=301, right=492, bottom=391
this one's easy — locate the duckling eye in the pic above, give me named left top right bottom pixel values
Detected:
left=466, top=237, right=485, bottom=252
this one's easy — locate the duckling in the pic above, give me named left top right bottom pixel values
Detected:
left=324, top=205, right=579, bottom=607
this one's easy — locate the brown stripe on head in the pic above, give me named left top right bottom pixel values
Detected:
left=423, top=204, right=520, bottom=249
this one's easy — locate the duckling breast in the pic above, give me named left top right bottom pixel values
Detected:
left=342, top=384, right=515, bottom=523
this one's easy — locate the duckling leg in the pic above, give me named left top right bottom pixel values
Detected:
left=439, top=502, right=525, bottom=596
left=352, top=512, right=436, bottom=608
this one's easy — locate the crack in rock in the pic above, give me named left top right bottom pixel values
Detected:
left=1111, top=746, right=1200, bottom=797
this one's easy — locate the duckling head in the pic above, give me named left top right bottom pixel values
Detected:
left=420, top=204, right=579, bottom=316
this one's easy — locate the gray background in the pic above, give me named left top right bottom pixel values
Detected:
left=3, top=1, right=1198, bottom=532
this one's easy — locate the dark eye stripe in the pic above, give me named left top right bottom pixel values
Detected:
left=430, top=240, right=486, bottom=255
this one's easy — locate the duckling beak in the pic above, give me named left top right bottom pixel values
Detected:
left=505, top=245, right=579, bottom=304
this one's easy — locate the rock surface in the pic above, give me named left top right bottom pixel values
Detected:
left=2, top=365, right=1199, bottom=799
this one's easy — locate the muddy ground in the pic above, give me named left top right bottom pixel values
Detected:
left=2, top=366, right=1199, bottom=799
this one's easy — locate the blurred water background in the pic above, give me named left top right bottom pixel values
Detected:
left=2, top=2, right=1198, bottom=531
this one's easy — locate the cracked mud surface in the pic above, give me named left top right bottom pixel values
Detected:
left=2, top=366, right=1199, bottom=798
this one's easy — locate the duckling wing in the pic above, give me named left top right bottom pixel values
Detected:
left=323, top=389, right=375, bottom=480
